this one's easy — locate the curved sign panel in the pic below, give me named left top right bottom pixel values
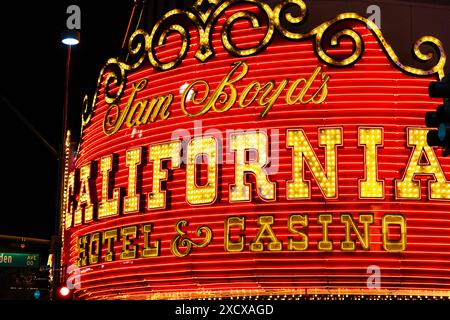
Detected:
left=61, top=0, right=450, bottom=299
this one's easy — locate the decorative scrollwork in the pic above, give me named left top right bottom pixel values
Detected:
left=273, top=0, right=308, bottom=40
left=194, top=0, right=220, bottom=23
left=308, top=14, right=447, bottom=77
left=222, top=10, right=273, bottom=57
left=127, top=29, right=151, bottom=69
left=79, top=29, right=151, bottom=135
left=148, top=9, right=197, bottom=70
left=80, top=0, right=447, bottom=134
left=313, top=19, right=364, bottom=67
left=103, top=59, right=128, bottom=105
left=410, top=36, right=447, bottom=79
left=170, top=219, right=213, bottom=257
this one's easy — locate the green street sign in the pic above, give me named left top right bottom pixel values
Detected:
left=0, top=253, right=40, bottom=268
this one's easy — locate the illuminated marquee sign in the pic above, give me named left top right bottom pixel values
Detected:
left=62, top=0, right=450, bottom=299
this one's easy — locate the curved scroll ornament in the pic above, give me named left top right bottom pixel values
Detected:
left=80, top=0, right=447, bottom=133
left=310, top=14, right=446, bottom=78
left=170, top=220, right=213, bottom=257
left=273, top=2, right=446, bottom=77
left=80, top=29, right=151, bottom=135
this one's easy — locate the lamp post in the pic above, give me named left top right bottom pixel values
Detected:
left=52, top=29, right=80, bottom=299
left=62, top=30, right=80, bottom=139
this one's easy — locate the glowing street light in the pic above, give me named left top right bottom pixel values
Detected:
left=61, top=30, right=80, bottom=46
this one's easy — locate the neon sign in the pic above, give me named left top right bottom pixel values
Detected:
left=62, top=0, right=450, bottom=300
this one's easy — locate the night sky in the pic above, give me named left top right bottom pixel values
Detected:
left=0, top=1, right=131, bottom=239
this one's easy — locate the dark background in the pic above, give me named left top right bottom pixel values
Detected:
left=0, top=0, right=449, bottom=240
left=0, top=0, right=132, bottom=239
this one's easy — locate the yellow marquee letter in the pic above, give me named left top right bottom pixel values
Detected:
left=224, top=216, right=245, bottom=252
left=98, top=155, right=120, bottom=218
left=186, top=137, right=217, bottom=205
left=88, top=232, right=100, bottom=265
left=120, top=226, right=138, bottom=260
left=382, top=214, right=407, bottom=252
left=229, top=132, right=276, bottom=202
left=340, top=214, right=374, bottom=251
left=142, top=224, right=160, bottom=257
left=359, top=127, right=384, bottom=198
left=288, top=214, right=308, bottom=251
left=103, top=229, right=118, bottom=262
left=287, top=128, right=342, bottom=199
left=396, top=128, right=450, bottom=199
left=74, top=162, right=94, bottom=224
left=148, top=141, right=181, bottom=209
left=124, top=148, right=142, bottom=213
left=77, top=235, right=88, bottom=267
left=317, top=214, right=333, bottom=251
left=250, top=216, right=282, bottom=251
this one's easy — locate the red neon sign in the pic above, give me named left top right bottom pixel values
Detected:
left=61, top=1, right=450, bottom=299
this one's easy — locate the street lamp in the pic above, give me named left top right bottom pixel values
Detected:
left=60, top=29, right=79, bottom=143
left=52, top=29, right=80, bottom=300
left=62, top=30, right=80, bottom=46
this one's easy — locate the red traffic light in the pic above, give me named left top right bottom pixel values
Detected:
left=57, top=285, right=72, bottom=299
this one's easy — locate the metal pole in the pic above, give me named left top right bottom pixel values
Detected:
left=63, top=47, right=71, bottom=140
left=52, top=45, right=72, bottom=299
left=121, top=0, right=139, bottom=52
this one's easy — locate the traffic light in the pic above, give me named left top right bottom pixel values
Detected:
left=56, top=285, right=72, bottom=300
left=425, top=75, right=450, bottom=153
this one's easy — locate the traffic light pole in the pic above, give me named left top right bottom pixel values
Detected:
left=425, top=74, right=450, bottom=155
